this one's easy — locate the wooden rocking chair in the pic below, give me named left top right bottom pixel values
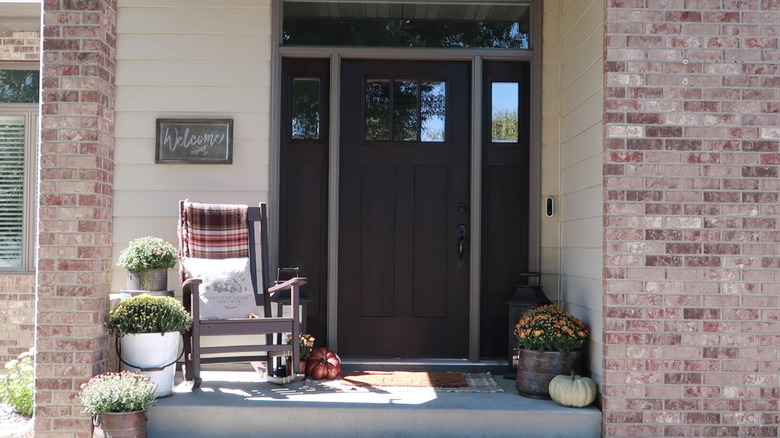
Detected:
left=178, top=200, right=305, bottom=388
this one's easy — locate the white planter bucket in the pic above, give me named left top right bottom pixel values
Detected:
left=119, top=332, right=180, bottom=397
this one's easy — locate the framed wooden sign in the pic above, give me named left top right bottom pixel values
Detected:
left=155, top=118, right=233, bottom=164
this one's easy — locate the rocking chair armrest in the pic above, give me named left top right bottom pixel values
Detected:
left=267, top=277, right=307, bottom=294
left=268, top=277, right=307, bottom=328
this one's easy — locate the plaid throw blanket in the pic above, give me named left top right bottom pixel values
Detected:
left=180, top=201, right=250, bottom=262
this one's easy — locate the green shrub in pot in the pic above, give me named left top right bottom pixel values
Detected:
left=106, top=295, right=192, bottom=337
left=117, top=236, right=177, bottom=273
left=78, top=371, right=157, bottom=414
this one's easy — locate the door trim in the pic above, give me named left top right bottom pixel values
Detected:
left=327, top=54, right=341, bottom=352
left=272, top=0, right=543, bottom=362
left=469, top=56, right=482, bottom=361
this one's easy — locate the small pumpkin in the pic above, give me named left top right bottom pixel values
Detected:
left=548, top=372, right=597, bottom=408
left=305, top=347, right=342, bottom=380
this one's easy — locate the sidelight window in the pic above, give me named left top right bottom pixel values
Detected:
left=291, top=78, right=321, bottom=140
left=491, top=82, right=519, bottom=143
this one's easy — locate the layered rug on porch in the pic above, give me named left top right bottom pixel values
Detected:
left=314, top=371, right=504, bottom=393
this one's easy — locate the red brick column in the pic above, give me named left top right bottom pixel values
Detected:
left=603, top=2, right=780, bottom=437
left=37, top=1, right=116, bottom=436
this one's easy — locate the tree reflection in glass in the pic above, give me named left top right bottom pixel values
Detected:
left=365, top=80, right=390, bottom=141
left=421, top=82, right=445, bottom=142
left=393, top=81, right=419, bottom=141
left=0, top=70, right=39, bottom=103
left=291, top=79, right=320, bottom=140
left=365, top=80, right=445, bottom=143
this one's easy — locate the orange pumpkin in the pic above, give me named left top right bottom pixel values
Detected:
left=305, top=347, right=342, bottom=380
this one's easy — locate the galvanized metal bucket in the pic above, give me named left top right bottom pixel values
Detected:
left=126, top=268, right=168, bottom=291
left=516, top=349, right=584, bottom=399
left=92, top=411, right=147, bottom=438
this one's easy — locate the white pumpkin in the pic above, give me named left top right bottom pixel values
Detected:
left=548, top=372, right=597, bottom=408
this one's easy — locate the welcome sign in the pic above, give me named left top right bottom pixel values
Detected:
left=155, top=118, right=233, bottom=164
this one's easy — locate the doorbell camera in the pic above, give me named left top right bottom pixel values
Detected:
left=545, top=197, right=554, bottom=217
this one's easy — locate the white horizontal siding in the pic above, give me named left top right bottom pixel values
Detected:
left=540, top=0, right=563, bottom=306
left=117, top=35, right=271, bottom=61
left=112, top=0, right=273, bottom=293
left=114, top=165, right=270, bottom=192
left=120, top=0, right=263, bottom=8
left=561, top=66, right=603, bottom=138
left=117, top=60, right=271, bottom=87
left=561, top=157, right=602, bottom=199
left=561, top=216, right=602, bottom=249
left=543, top=0, right=605, bottom=384
left=117, top=7, right=271, bottom=35
left=561, top=123, right=602, bottom=169
left=115, top=87, right=270, bottom=113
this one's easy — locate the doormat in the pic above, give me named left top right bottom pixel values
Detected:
left=316, top=371, right=504, bottom=393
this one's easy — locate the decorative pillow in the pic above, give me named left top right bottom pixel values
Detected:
left=181, top=257, right=258, bottom=320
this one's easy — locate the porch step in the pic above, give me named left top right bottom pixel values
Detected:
left=147, top=367, right=601, bottom=438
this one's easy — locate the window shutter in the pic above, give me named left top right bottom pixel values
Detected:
left=0, top=116, right=25, bottom=268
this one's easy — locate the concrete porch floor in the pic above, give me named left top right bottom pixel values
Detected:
left=146, top=361, right=602, bottom=438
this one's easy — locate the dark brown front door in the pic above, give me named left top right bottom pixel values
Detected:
left=338, top=60, right=471, bottom=358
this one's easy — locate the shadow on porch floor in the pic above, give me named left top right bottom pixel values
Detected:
left=147, top=362, right=602, bottom=438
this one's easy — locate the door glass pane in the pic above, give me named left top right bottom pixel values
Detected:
left=421, top=81, right=445, bottom=142
left=365, top=80, right=447, bottom=143
left=365, top=80, right=391, bottom=141
left=0, top=116, right=25, bottom=268
left=393, top=81, right=419, bottom=141
left=491, top=82, right=519, bottom=143
left=283, top=2, right=531, bottom=49
left=291, top=78, right=320, bottom=140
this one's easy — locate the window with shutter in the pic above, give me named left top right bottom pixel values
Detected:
left=0, top=67, right=39, bottom=271
left=0, top=115, right=29, bottom=269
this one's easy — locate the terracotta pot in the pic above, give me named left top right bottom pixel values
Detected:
left=285, top=357, right=306, bottom=376
left=516, top=349, right=584, bottom=399
left=92, top=411, right=147, bottom=438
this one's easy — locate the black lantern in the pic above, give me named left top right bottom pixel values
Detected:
left=505, top=272, right=551, bottom=378
left=270, top=267, right=311, bottom=377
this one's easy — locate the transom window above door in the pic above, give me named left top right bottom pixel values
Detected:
left=282, top=1, right=530, bottom=49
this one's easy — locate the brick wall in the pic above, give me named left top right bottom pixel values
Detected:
left=603, top=1, right=780, bottom=437
left=0, top=31, right=40, bottom=366
left=0, top=275, right=35, bottom=365
left=36, top=1, right=116, bottom=436
left=0, top=31, right=40, bottom=61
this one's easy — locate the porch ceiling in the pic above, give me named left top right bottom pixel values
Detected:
left=284, top=1, right=530, bottom=22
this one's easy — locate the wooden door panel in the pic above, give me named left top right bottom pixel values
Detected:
left=359, top=165, right=396, bottom=317
left=412, top=165, right=448, bottom=318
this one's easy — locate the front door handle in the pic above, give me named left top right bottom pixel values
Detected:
left=456, top=224, right=467, bottom=267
